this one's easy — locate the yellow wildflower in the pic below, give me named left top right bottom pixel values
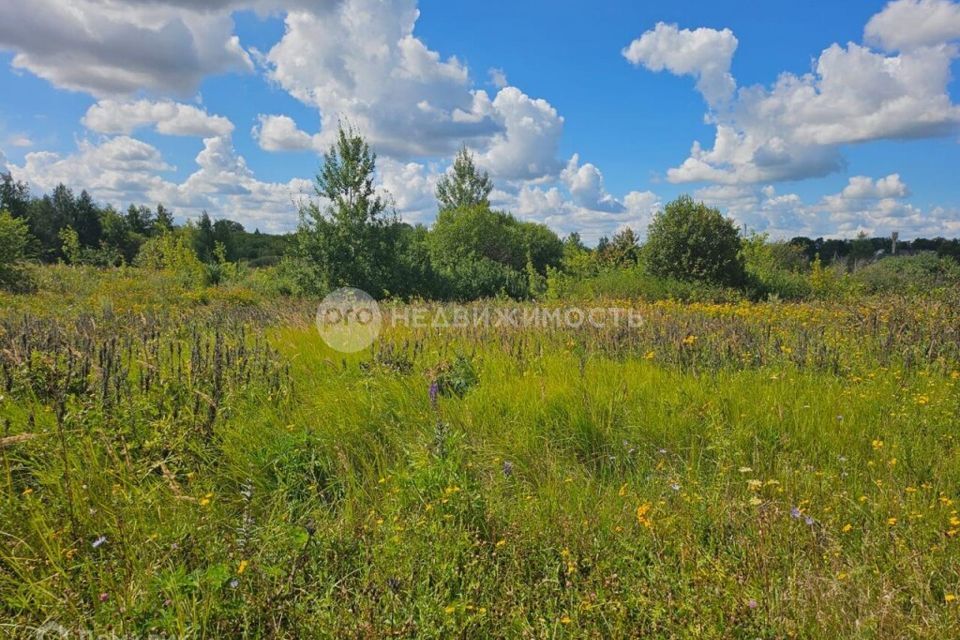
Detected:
left=636, top=503, right=653, bottom=529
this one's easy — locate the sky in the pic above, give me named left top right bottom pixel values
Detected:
left=1, top=0, right=959, bottom=242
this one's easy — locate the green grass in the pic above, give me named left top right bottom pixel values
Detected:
left=1, top=272, right=960, bottom=637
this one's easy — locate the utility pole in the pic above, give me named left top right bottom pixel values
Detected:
left=891, top=231, right=898, bottom=256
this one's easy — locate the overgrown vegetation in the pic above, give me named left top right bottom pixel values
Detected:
left=1, top=273, right=960, bottom=637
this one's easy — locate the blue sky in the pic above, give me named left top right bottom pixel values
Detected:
left=1, top=0, right=959, bottom=241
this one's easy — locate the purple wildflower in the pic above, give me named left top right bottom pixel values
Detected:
left=502, top=460, right=513, bottom=477
left=428, top=381, right=439, bottom=409
left=790, top=506, right=802, bottom=519
left=99, top=592, right=109, bottom=602
left=747, top=599, right=758, bottom=609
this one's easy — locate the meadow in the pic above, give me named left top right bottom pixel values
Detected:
left=1, top=268, right=960, bottom=638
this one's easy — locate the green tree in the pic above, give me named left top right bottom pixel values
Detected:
left=603, top=227, right=640, bottom=266
left=517, top=221, right=564, bottom=274
left=73, top=190, right=102, bottom=248
left=428, top=204, right=561, bottom=299
left=435, top=146, right=493, bottom=212
left=155, top=204, right=175, bottom=234
left=850, top=231, right=874, bottom=267
left=27, top=194, right=67, bottom=260
left=194, top=211, right=216, bottom=262
left=100, top=205, right=139, bottom=263
left=58, top=226, right=82, bottom=264
left=135, top=229, right=207, bottom=287
left=0, top=209, right=33, bottom=290
left=429, top=205, right=526, bottom=272
left=645, top=195, right=745, bottom=286
left=0, top=172, right=30, bottom=220
left=213, top=219, right=244, bottom=261
left=126, top=204, right=155, bottom=235
left=296, top=124, right=399, bottom=296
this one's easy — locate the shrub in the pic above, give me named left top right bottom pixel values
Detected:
left=851, top=253, right=960, bottom=295
left=645, top=195, right=745, bottom=286
left=134, top=230, right=208, bottom=288
left=0, top=209, right=33, bottom=290
left=742, top=232, right=812, bottom=300
left=546, top=264, right=744, bottom=303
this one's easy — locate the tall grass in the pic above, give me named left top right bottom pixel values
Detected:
left=1, top=273, right=959, bottom=637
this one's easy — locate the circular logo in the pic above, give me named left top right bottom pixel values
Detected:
left=315, top=287, right=382, bottom=353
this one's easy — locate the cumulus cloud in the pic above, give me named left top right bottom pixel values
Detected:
left=622, top=22, right=738, bottom=107
left=561, top=154, right=624, bottom=213
left=83, top=99, right=235, bottom=137
left=693, top=175, right=959, bottom=238
left=840, top=174, right=910, bottom=199
left=865, top=0, right=960, bottom=51
left=9, top=135, right=310, bottom=233
left=507, top=171, right=660, bottom=244
left=473, top=87, right=564, bottom=181
left=376, top=157, right=440, bottom=224
left=252, top=114, right=321, bottom=151
left=264, top=0, right=494, bottom=157
left=630, top=3, right=960, bottom=185
left=11, top=136, right=174, bottom=204
left=0, top=0, right=253, bottom=96
left=260, top=0, right=565, bottom=181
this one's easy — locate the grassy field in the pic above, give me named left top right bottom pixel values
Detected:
left=2, top=269, right=960, bottom=638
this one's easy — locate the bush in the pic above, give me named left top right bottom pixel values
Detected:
left=742, top=232, right=812, bottom=300
left=645, top=195, right=745, bottom=286
left=435, top=256, right=528, bottom=301
left=851, top=253, right=960, bottom=295
left=547, top=264, right=744, bottom=303
left=134, top=230, right=208, bottom=288
left=0, top=209, right=33, bottom=290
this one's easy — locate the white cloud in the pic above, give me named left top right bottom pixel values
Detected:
left=561, top=154, right=624, bottom=212
left=622, top=22, right=738, bottom=107
left=507, top=178, right=660, bottom=244
left=252, top=114, right=321, bottom=151
left=473, top=87, right=564, bottom=181
left=263, top=0, right=565, bottom=181
left=488, top=67, right=508, bottom=89
left=0, top=0, right=253, bottom=97
left=11, top=136, right=174, bottom=203
left=693, top=175, right=960, bottom=238
left=264, top=1, right=497, bottom=158
left=9, top=135, right=310, bottom=233
left=631, top=4, right=960, bottom=185
left=840, top=174, right=909, bottom=199
left=83, top=99, right=235, bottom=137
left=865, top=0, right=960, bottom=51
left=376, top=157, right=439, bottom=224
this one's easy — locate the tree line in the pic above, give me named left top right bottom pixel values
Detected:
left=3, top=123, right=960, bottom=299
left=0, top=173, right=290, bottom=268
